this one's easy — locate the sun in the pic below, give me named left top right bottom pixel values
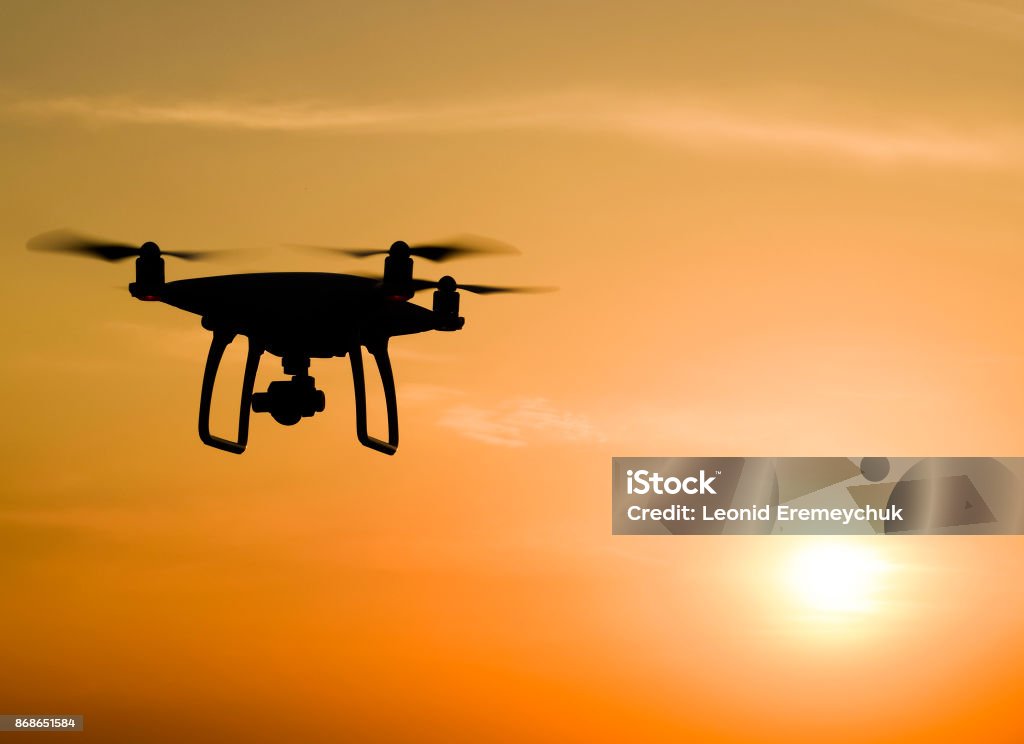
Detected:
left=786, top=541, right=890, bottom=616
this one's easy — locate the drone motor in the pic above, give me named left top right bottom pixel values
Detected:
left=432, top=275, right=461, bottom=330
left=133, top=242, right=166, bottom=300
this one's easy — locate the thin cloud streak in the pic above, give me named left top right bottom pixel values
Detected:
left=600, top=106, right=1003, bottom=165
left=5, top=93, right=1014, bottom=167
left=439, top=397, right=603, bottom=447
left=5, top=96, right=550, bottom=133
left=888, top=0, right=1024, bottom=40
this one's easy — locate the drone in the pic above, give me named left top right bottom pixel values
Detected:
left=29, top=229, right=551, bottom=455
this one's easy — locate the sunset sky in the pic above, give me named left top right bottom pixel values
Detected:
left=3, top=1, right=1024, bottom=741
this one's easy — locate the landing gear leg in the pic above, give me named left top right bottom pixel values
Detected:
left=348, top=340, right=399, bottom=455
left=198, top=329, right=264, bottom=454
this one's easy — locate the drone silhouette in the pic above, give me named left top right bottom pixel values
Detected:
left=29, top=229, right=551, bottom=455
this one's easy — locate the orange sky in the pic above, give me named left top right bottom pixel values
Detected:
left=3, top=1, right=1024, bottom=741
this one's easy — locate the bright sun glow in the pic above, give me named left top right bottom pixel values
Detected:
left=787, top=541, right=890, bottom=616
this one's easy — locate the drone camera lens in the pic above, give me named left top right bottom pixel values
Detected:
left=251, top=392, right=271, bottom=413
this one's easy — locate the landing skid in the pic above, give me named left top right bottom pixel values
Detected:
left=196, top=328, right=399, bottom=456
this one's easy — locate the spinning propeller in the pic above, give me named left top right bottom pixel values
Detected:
left=294, top=235, right=555, bottom=295
left=27, top=229, right=221, bottom=262
left=378, top=275, right=555, bottom=295
left=291, top=234, right=519, bottom=263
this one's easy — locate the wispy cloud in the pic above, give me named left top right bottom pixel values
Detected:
left=888, top=0, right=1024, bottom=39
left=438, top=397, right=603, bottom=447
left=4, top=96, right=549, bottom=133
left=4, top=91, right=1014, bottom=167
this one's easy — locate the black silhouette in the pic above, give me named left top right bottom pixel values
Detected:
left=28, top=229, right=553, bottom=455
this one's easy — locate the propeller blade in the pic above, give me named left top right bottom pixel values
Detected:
left=289, top=244, right=388, bottom=258
left=453, top=282, right=556, bottom=295
left=408, top=235, right=519, bottom=263
left=160, top=249, right=220, bottom=261
left=359, top=276, right=555, bottom=295
left=27, top=229, right=221, bottom=262
left=290, top=234, right=519, bottom=262
left=27, top=229, right=140, bottom=262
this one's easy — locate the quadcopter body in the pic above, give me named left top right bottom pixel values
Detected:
left=31, top=232, right=545, bottom=455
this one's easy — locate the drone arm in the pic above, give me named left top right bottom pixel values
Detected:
left=348, top=340, right=399, bottom=455
left=198, top=329, right=264, bottom=454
